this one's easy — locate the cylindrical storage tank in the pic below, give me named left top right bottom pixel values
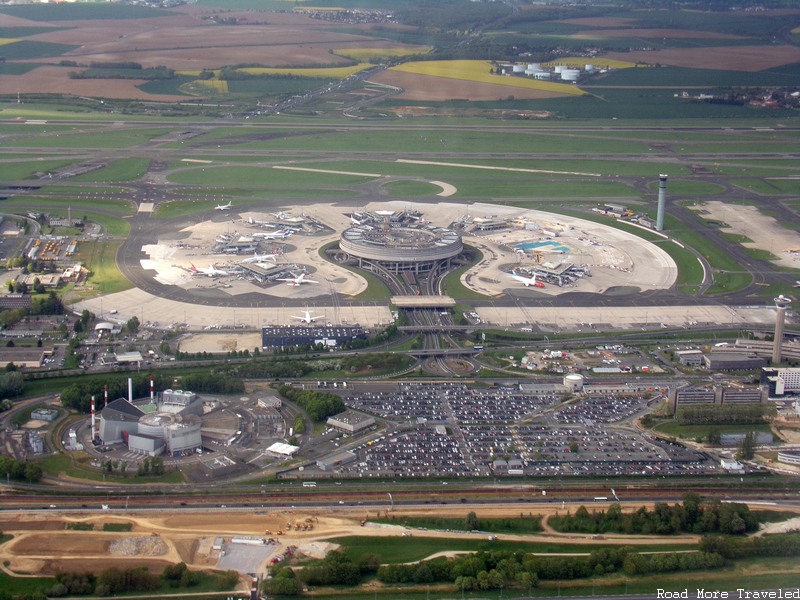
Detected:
left=564, top=373, right=584, bottom=392
left=512, top=64, right=526, bottom=73
left=534, top=71, right=551, bottom=80
left=561, top=69, right=580, bottom=82
left=553, top=65, right=564, bottom=74
left=527, top=63, right=542, bottom=71
left=584, top=64, right=595, bottom=73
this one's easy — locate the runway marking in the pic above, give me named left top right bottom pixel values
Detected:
left=397, top=158, right=602, bottom=177
left=273, top=165, right=382, bottom=177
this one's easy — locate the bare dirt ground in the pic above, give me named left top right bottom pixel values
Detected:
left=691, top=201, right=800, bottom=270
left=0, top=503, right=715, bottom=579
left=605, top=45, right=800, bottom=72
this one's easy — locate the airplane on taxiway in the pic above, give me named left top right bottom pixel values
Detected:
left=292, top=308, right=321, bottom=324
left=509, top=272, right=545, bottom=288
left=278, top=273, right=317, bottom=286
left=215, top=201, right=232, bottom=211
left=191, top=263, right=229, bottom=277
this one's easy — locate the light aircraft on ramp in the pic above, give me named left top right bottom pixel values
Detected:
left=509, top=272, right=545, bottom=288
left=191, top=263, right=229, bottom=277
left=278, top=273, right=317, bottom=287
left=214, top=201, right=232, bottom=211
left=292, top=308, right=321, bottom=324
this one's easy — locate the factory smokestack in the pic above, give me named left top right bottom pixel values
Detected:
left=90, top=395, right=95, bottom=435
left=104, top=385, right=108, bottom=407
left=150, top=375, right=154, bottom=400
left=656, top=174, right=668, bottom=231
left=128, top=378, right=133, bottom=403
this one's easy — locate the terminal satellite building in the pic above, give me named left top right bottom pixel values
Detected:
left=98, top=389, right=203, bottom=457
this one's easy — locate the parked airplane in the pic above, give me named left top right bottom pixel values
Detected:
left=509, top=272, right=545, bottom=288
left=247, top=216, right=276, bottom=226
left=794, top=281, right=800, bottom=288
left=191, top=263, right=229, bottom=277
left=511, top=273, right=544, bottom=287
left=278, top=273, right=317, bottom=286
left=292, top=308, right=321, bottom=324
left=252, top=229, right=293, bottom=240
left=240, top=250, right=279, bottom=264
left=214, top=201, right=232, bottom=211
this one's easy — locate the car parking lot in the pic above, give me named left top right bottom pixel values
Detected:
left=314, top=383, right=716, bottom=479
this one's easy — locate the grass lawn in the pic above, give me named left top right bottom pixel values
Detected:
left=73, top=239, right=132, bottom=296
left=331, top=535, right=697, bottom=564
left=72, top=157, right=150, bottom=182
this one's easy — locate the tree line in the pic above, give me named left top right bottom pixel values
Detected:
left=0, top=563, right=239, bottom=599
left=549, top=495, right=759, bottom=535
left=265, top=545, right=734, bottom=596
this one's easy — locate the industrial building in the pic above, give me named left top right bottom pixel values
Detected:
left=97, top=389, right=204, bottom=457
left=761, top=367, right=800, bottom=396
left=326, top=410, right=376, bottom=434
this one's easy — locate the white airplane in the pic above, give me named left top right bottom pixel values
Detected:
left=240, top=250, right=279, bottom=264
left=191, top=263, right=229, bottom=277
left=794, top=281, right=800, bottom=288
left=246, top=216, right=276, bottom=226
left=252, top=229, right=293, bottom=240
left=509, top=272, right=545, bottom=288
left=215, top=201, right=232, bottom=211
left=278, top=273, right=317, bottom=286
left=292, top=308, right=321, bottom=324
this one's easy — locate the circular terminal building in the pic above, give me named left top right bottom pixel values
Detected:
left=339, top=210, right=462, bottom=274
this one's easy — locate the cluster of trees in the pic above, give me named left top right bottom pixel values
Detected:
left=34, top=563, right=238, bottom=598
left=277, top=385, right=344, bottom=422
left=677, top=403, right=774, bottom=425
left=234, top=359, right=313, bottom=380
left=178, top=371, right=244, bottom=395
left=700, top=532, right=800, bottom=559
left=71, top=310, right=94, bottom=334
left=0, top=371, right=24, bottom=398
left=549, top=496, right=758, bottom=536
left=340, top=352, right=413, bottom=374
left=0, top=456, right=42, bottom=482
left=264, top=567, right=304, bottom=596
left=297, top=550, right=378, bottom=587
left=136, top=456, right=165, bottom=477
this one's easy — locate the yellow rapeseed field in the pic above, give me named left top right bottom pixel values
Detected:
left=335, top=47, right=431, bottom=60
left=543, top=57, right=639, bottom=69
left=237, top=63, right=372, bottom=78
left=192, top=79, right=229, bottom=94
left=390, top=60, right=586, bottom=95
left=0, top=38, right=19, bottom=46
